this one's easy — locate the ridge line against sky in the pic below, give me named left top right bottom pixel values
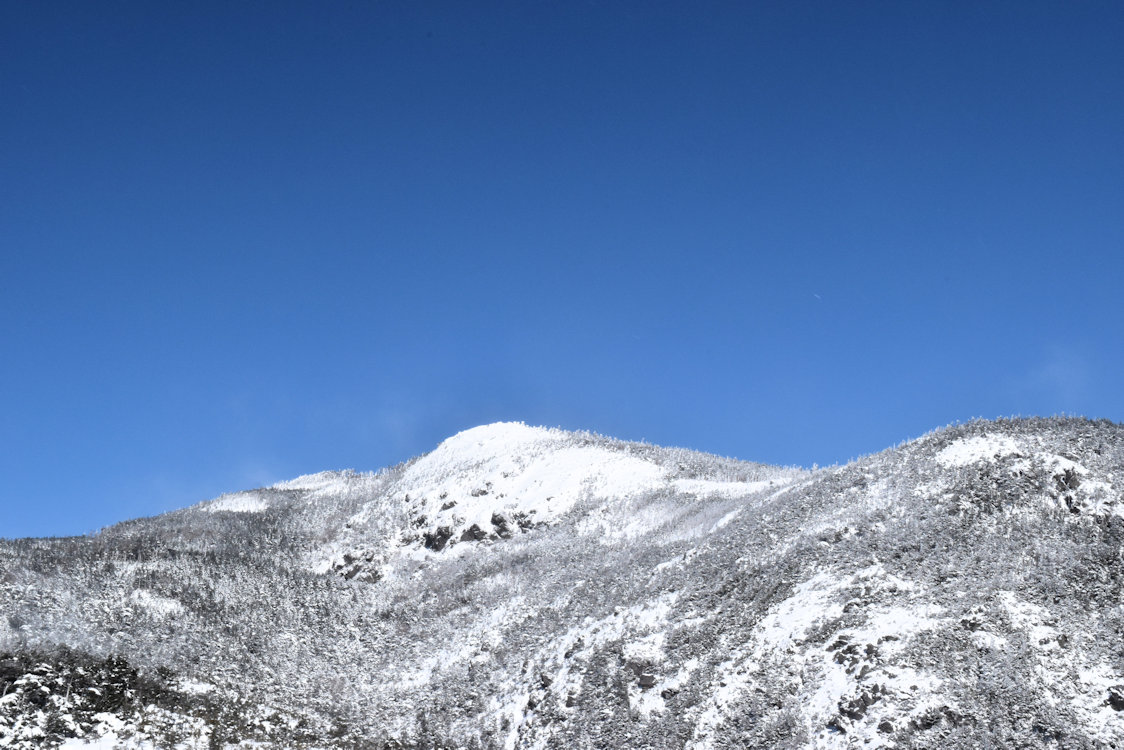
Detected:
left=2, top=1, right=1122, bottom=538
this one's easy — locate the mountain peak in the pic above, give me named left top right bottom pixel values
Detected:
left=427, top=420, right=568, bottom=467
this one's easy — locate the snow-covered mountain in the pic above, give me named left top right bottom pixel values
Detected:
left=2, top=418, right=1123, bottom=749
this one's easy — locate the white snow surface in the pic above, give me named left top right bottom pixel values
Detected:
left=130, top=589, right=184, bottom=618
left=272, top=469, right=386, bottom=500
left=59, top=734, right=120, bottom=749
left=57, top=715, right=132, bottom=749
left=203, top=491, right=269, bottom=513
left=59, top=735, right=123, bottom=749
left=298, top=422, right=797, bottom=576
left=935, top=434, right=1022, bottom=467
left=272, top=471, right=354, bottom=493
left=398, top=422, right=667, bottom=532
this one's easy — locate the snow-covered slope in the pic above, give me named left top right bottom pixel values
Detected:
left=2, top=417, right=1123, bottom=749
left=315, top=423, right=793, bottom=579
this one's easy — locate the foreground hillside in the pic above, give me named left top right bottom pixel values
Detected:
left=2, top=418, right=1123, bottom=749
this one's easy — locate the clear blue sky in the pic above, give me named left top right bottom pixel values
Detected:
left=2, top=2, right=1122, bottom=538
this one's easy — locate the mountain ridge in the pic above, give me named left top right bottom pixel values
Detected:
left=2, top=416, right=1123, bottom=749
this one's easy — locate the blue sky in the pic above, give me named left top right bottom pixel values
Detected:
left=2, top=1, right=1122, bottom=538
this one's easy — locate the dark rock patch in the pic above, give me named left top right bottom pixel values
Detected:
left=423, top=526, right=454, bottom=551
left=459, top=524, right=488, bottom=543
left=491, top=513, right=511, bottom=538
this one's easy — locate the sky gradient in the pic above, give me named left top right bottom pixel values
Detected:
left=3, top=1, right=1122, bottom=538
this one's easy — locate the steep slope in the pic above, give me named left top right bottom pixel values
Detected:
left=2, top=418, right=1123, bottom=749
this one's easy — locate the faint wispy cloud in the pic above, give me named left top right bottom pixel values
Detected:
left=1014, top=345, right=1091, bottom=413
left=235, top=462, right=285, bottom=490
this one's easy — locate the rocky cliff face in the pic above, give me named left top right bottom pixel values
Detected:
left=2, top=417, right=1123, bottom=749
